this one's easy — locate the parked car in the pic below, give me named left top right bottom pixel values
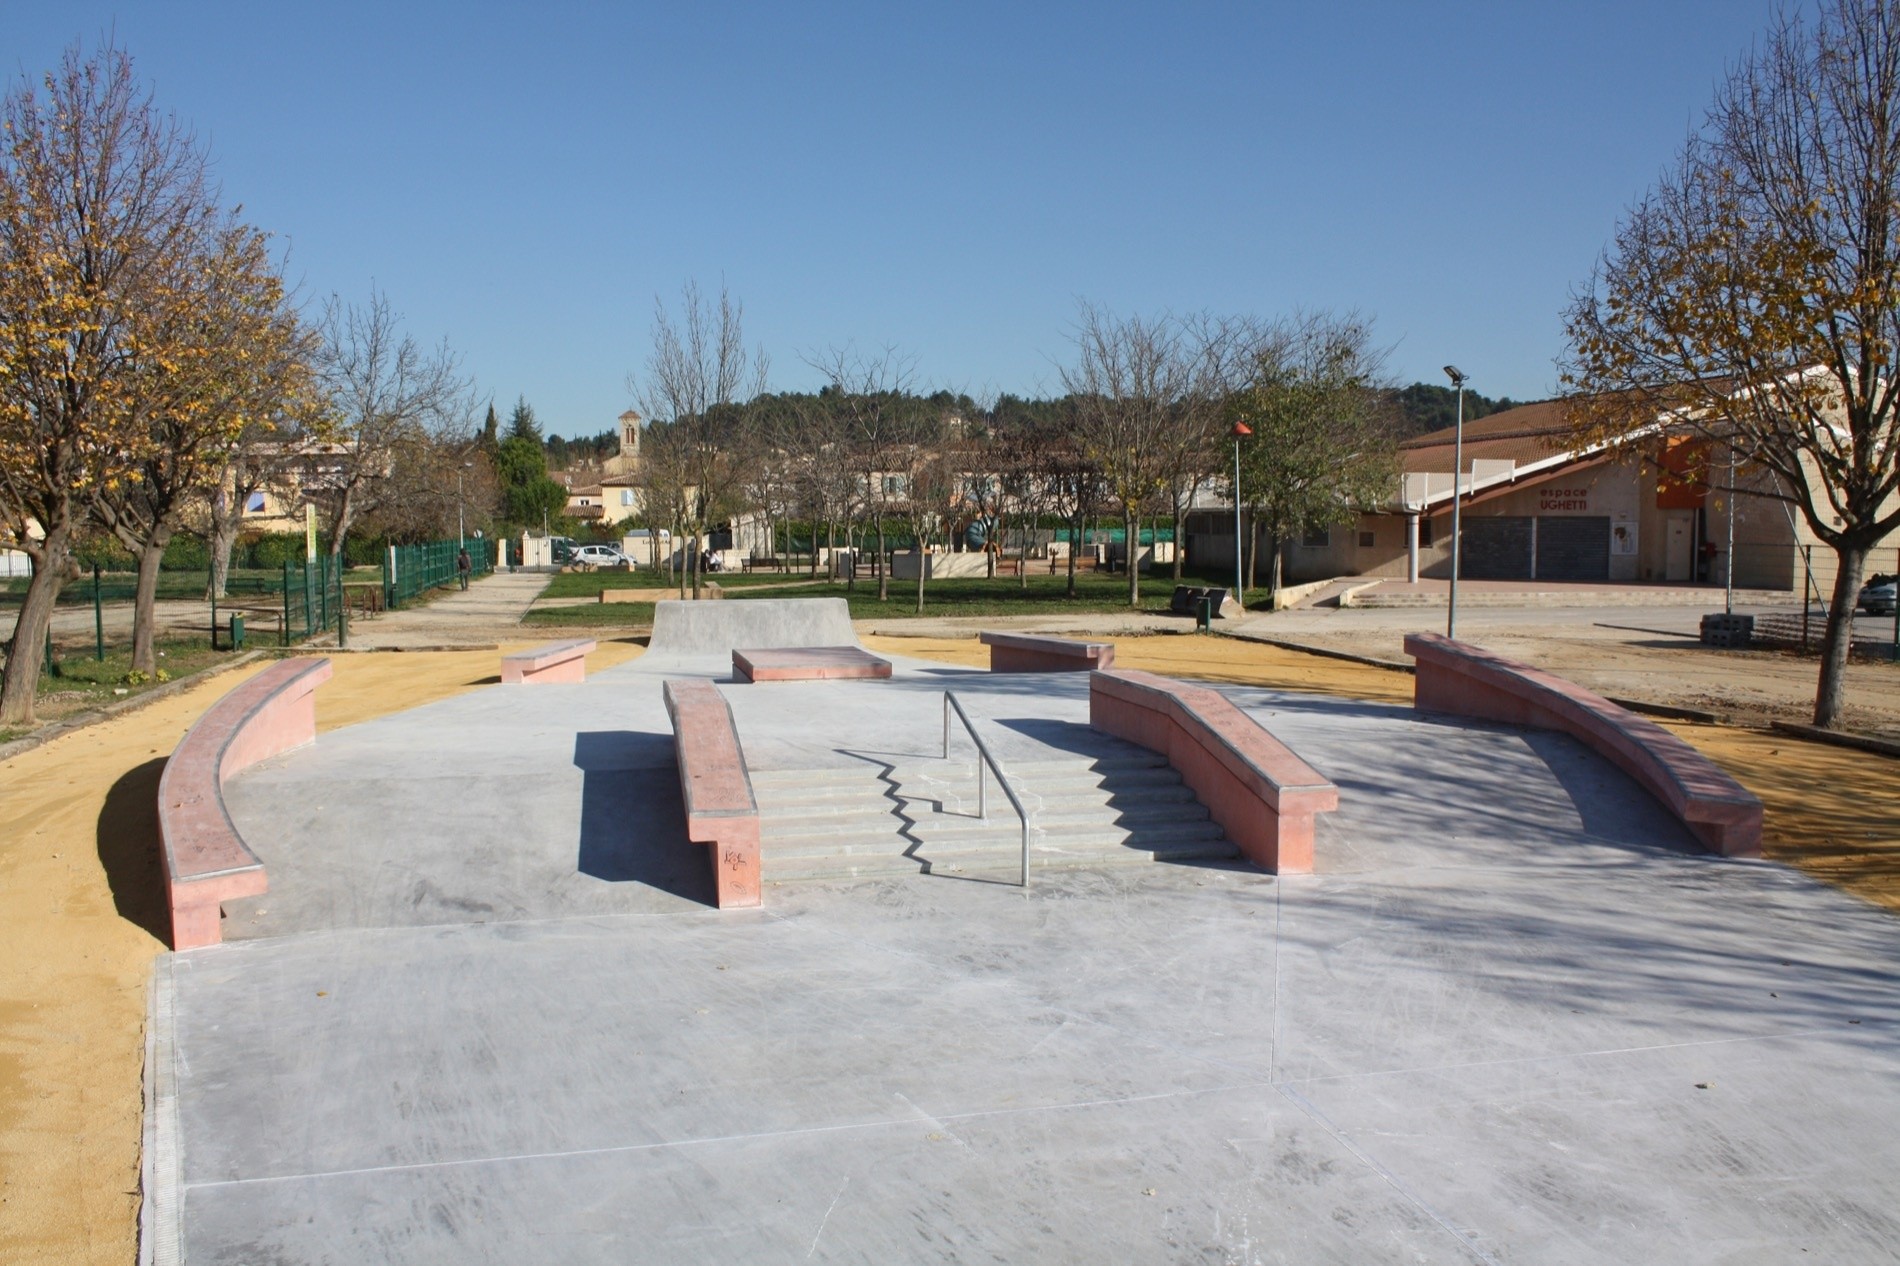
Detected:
left=549, top=536, right=578, bottom=564
left=570, top=543, right=633, bottom=569
left=1859, top=573, right=1897, bottom=616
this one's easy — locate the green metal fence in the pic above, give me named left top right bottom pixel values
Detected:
left=278, top=554, right=345, bottom=644
left=383, top=537, right=493, bottom=609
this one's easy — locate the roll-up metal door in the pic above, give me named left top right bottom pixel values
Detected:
left=1460, top=517, right=1533, bottom=579
left=1535, top=516, right=1610, bottom=581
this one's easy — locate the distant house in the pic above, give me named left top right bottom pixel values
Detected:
left=1185, top=394, right=1896, bottom=596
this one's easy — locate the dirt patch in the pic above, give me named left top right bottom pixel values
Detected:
left=0, top=641, right=643, bottom=1263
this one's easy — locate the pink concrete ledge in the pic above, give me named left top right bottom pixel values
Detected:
left=1404, top=632, right=1763, bottom=857
left=156, top=657, right=333, bottom=950
left=663, top=679, right=762, bottom=908
left=731, top=646, right=891, bottom=682
left=1089, top=668, right=1337, bottom=873
left=501, top=639, right=596, bottom=684
left=979, top=631, right=1115, bottom=673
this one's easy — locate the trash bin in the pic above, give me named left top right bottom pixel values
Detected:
left=1194, top=596, right=1212, bottom=631
left=229, top=612, right=245, bottom=651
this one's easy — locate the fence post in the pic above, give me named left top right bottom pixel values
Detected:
left=282, top=560, right=291, bottom=647
left=1801, top=545, right=1812, bottom=652
left=93, top=564, right=104, bottom=661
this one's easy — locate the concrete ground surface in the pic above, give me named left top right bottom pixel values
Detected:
left=141, top=610, right=1900, bottom=1264
left=4, top=604, right=1896, bottom=1264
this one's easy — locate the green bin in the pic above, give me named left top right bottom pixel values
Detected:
left=229, top=612, right=245, bottom=651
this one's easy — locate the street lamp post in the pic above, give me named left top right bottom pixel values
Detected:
left=1443, top=365, right=1468, bottom=641
left=1231, top=420, right=1251, bottom=604
left=457, top=461, right=473, bottom=550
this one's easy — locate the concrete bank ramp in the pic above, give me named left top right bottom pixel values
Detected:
left=645, top=597, right=858, bottom=667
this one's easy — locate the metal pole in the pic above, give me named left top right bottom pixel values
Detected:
left=1724, top=443, right=1735, bottom=615
left=1234, top=435, right=1244, bottom=603
left=457, top=470, right=465, bottom=549
left=1448, top=378, right=1465, bottom=640
left=93, top=564, right=104, bottom=661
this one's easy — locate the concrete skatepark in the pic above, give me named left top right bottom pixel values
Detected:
left=145, top=601, right=1900, bottom=1263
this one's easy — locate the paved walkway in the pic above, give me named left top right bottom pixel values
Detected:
left=148, top=642, right=1900, bottom=1262
left=325, top=570, right=551, bottom=649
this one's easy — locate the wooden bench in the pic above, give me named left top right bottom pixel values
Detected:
left=741, top=555, right=785, bottom=573
left=663, top=679, right=762, bottom=908
left=731, top=646, right=891, bottom=682
left=1089, top=669, right=1337, bottom=873
left=156, top=657, right=333, bottom=949
left=979, top=631, right=1115, bottom=673
left=501, top=638, right=596, bottom=684
left=1404, top=632, right=1763, bottom=857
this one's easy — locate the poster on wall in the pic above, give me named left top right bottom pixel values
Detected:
left=1611, top=514, right=1637, bottom=555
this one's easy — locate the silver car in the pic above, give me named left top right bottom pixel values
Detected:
left=570, top=544, right=632, bottom=569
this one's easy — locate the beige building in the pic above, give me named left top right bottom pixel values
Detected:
left=1186, top=396, right=1898, bottom=597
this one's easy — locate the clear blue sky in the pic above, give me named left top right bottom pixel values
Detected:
left=4, top=1, right=1785, bottom=439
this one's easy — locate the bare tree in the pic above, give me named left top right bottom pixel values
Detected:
left=1060, top=302, right=1206, bottom=607
left=632, top=281, right=768, bottom=597
left=803, top=345, right=918, bottom=601
left=312, top=288, right=468, bottom=563
left=0, top=41, right=222, bottom=723
left=1564, top=0, right=1900, bottom=727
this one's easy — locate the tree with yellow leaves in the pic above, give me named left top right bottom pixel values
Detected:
left=0, top=41, right=231, bottom=724
left=1564, top=0, right=1900, bottom=729
left=91, top=220, right=313, bottom=676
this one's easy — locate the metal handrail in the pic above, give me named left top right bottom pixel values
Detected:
left=942, top=691, right=1031, bottom=887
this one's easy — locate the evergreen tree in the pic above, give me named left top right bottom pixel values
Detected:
left=480, top=402, right=499, bottom=450
left=507, top=395, right=542, bottom=443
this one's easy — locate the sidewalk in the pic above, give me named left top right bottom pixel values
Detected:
left=320, top=570, right=550, bottom=650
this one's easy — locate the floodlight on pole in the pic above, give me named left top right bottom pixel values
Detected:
left=1443, top=365, right=1468, bottom=640
left=1231, top=420, right=1252, bottom=605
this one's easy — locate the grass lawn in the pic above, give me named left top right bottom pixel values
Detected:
left=523, top=570, right=1191, bottom=629
left=0, top=636, right=237, bottom=743
left=537, top=569, right=827, bottom=600
left=523, top=601, right=658, bottom=628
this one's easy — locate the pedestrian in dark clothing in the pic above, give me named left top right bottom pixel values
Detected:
left=456, top=546, right=472, bottom=590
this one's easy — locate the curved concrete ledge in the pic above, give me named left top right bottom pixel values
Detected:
left=979, top=631, right=1114, bottom=673
left=1088, top=668, right=1337, bottom=873
left=663, top=679, right=762, bottom=908
left=1404, top=632, right=1763, bottom=858
left=157, top=657, right=333, bottom=950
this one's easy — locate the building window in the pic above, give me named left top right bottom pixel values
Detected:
left=245, top=491, right=268, bottom=514
left=621, top=489, right=634, bottom=507
left=1301, top=527, right=1330, bottom=548
left=1419, top=519, right=1434, bottom=547
left=1358, top=530, right=1375, bottom=548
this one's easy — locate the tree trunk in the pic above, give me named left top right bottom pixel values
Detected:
left=1170, top=496, right=1185, bottom=583
left=209, top=511, right=238, bottom=600
left=1246, top=517, right=1259, bottom=591
left=915, top=531, right=927, bottom=614
left=1268, top=536, right=1284, bottom=600
left=1124, top=508, right=1140, bottom=608
left=876, top=520, right=888, bottom=601
left=131, top=525, right=173, bottom=675
left=1814, top=544, right=1868, bottom=728
left=0, top=523, right=74, bottom=726
left=1066, top=514, right=1080, bottom=598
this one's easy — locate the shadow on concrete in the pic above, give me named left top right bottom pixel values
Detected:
left=573, top=731, right=716, bottom=906
left=96, top=756, right=172, bottom=943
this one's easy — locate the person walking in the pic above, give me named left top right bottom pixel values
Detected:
left=456, top=546, right=472, bottom=591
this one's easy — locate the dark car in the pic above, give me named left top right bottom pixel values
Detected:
left=1859, top=573, right=1897, bottom=616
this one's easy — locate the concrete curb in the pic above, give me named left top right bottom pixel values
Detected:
left=0, top=650, right=266, bottom=764
left=1769, top=720, right=1900, bottom=759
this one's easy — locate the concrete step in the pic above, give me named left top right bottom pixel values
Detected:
left=747, top=752, right=1171, bottom=792
left=763, top=816, right=1227, bottom=860
left=761, top=797, right=1213, bottom=845
left=765, top=828, right=1241, bottom=882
